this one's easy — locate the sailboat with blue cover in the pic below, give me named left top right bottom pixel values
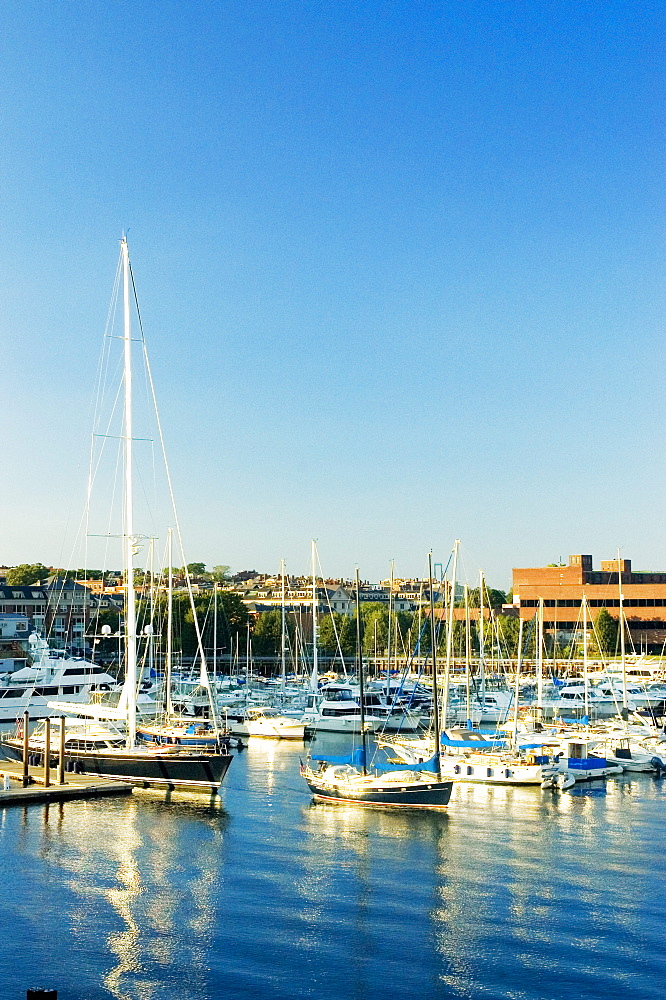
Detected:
left=300, top=564, right=453, bottom=809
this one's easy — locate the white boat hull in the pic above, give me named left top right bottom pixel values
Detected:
left=228, top=718, right=305, bottom=739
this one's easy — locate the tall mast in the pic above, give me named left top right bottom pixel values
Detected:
left=280, top=559, right=286, bottom=698
left=311, top=540, right=318, bottom=693
left=582, top=595, right=589, bottom=721
left=121, top=235, right=137, bottom=747
left=148, top=537, right=154, bottom=682
left=464, top=583, right=471, bottom=727
left=512, top=616, right=524, bottom=749
left=355, top=567, right=367, bottom=774
left=537, top=597, right=544, bottom=718
left=213, top=581, right=218, bottom=686
left=166, top=527, right=173, bottom=718
left=617, top=548, right=627, bottom=714
left=428, top=552, right=441, bottom=778
left=442, top=540, right=459, bottom=728
left=479, top=569, right=485, bottom=708
left=386, top=560, right=394, bottom=692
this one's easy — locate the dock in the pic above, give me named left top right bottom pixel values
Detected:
left=0, top=758, right=132, bottom=806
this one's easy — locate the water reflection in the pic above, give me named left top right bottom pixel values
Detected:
left=31, top=795, right=229, bottom=1000
left=0, top=744, right=664, bottom=1000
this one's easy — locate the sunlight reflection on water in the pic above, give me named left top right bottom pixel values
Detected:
left=0, top=741, right=664, bottom=999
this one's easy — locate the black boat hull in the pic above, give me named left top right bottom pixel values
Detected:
left=1, top=739, right=232, bottom=792
left=302, top=772, right=453, bottom=809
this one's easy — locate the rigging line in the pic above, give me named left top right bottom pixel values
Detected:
left=136, top=309, right=214, bottom=715
left=81, top=373, right=124, bottom=583
left=314, top=543, right=347, bottom=676
left=91, top=256, right=122, bottom=443
left=55, top=284, right=119, bottom=581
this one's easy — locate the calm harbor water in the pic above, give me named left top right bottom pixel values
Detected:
left=1, top=734, right=665, bottom=1000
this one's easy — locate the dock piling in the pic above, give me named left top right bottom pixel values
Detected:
left=58, top=716, right=65, bottom=785
left=44, top=718, right=51, bottom=788
left=22, top=710, right=29, bottom=787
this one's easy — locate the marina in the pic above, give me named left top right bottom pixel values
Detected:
left=1, top=734, right=665, bottom=999
left=2, top=5, right=662, bottom=997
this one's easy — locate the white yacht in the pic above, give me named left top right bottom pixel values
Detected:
left=302, top=683, right=385, bottom=734
left=0, top=633, right=119, bottom=724
left=379, top=729, right=550, bottom=785
left=224, top=706, right=305, bottom=739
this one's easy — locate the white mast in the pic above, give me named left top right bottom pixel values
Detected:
left=386, top=560, right=394, bottom=693
left=280, top=558, right=286, bottom=698
left=479, top=569, right=485, bottom=709
left=442, top=540, right=459, bottom=727
left=311, top=540, right=318, bottom=693
left=618, top=548, right=627, bottom=713
left=213, top=581, right=218, bottom=686
left=166, top=527, right=173, bottom=718
left=464, top=583, right=471, bottom=726
left=537, top=597, right=544, bottom=719
left=512, top=616, right=524, bottom=749
left=582, top=594, right=589, bottom=721
left=147, top=537, right=154, bottom=682
left=121, top=235, right=137, bottom=748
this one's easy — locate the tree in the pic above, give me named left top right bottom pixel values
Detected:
left=6, top=563, right=51, bottom=585
left=252, top=609, right=283, bottom=657
left=461, top=587, right=507, bottom=609
left=339, top=615, right=358, bottom=659
left=211, top=565, right=231, bottom=582
left=592, top=608, right=618, bottom=656
left=361, top=606, right=388, bottom=656
left=317, top=613, right=344, bottom=656
left=495, top=615, right=521, bottom=657
left=186, top=562, right=207, bottom=577
left=136, top=590, right=249, bottom=658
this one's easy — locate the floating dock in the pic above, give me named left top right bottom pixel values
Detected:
left=0, top=759, right=132, bottom=806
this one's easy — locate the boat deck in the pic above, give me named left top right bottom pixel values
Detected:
left=0, top=759, right=133, bottom=806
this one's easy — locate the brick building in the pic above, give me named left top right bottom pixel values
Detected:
left=512, top=554, right=666, bottom=651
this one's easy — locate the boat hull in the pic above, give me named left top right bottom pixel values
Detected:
left=1, top=738, right=232, bottom=792
left=227, top=719, right=305, bottom=739
left=303, top=717, right=384, bottom=734
left=302, top=770, right=452, bottom=809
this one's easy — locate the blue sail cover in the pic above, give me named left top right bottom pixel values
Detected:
left=381, top=752, right=440, bottom=774
left=310, top=747, right=367, bottom=768
left=441, top=734, right=507, bottom=749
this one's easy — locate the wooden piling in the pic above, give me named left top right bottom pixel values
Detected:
left=58, top=716, right=65, bottom=785
left=22, top=710, right=29, bottom=787
left=44, top=718, right=51, bottom=788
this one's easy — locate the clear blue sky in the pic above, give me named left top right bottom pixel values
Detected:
left=0, top=1, right=663, bottom=588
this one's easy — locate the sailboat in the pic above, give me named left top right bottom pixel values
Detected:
left=1, top=237, right=232, bottom=793
left=300, top=562, right=453, bottom=809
